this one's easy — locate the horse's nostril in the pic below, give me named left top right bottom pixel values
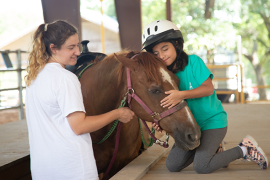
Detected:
left=187, top=134, right=197, bottom=142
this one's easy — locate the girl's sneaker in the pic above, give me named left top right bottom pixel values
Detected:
left=239, top=135, right=268, bottom=169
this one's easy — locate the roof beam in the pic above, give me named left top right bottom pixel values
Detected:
left=114, top=0, right=142, bottom=51
left=166, top=0, right=171, bottom=21
left=41, top=0, right=82, bottom=40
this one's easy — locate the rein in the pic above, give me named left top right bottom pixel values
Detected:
left=77, top=63, right=123, bottom=145
left=76, top=62, right=125, bottom=180
left=77, top=63, right=94, bottom=79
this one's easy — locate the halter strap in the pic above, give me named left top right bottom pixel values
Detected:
left=126, top=66, right=132, bottom=90
left=126, top=67, right=187, bottom=124
left=125, top=66, right=187, bottom=148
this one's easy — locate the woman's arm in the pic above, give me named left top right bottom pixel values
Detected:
left=67, top=107, right=134, bottom=135
left=161, top=77, right=214, bottom=109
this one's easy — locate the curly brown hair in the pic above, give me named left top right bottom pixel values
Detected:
left=24, top=20, right=78, bottom=86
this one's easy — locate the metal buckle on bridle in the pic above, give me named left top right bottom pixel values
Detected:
left=155, top=139, right=163, bottom=145
left=128, top=88, right=134, bottom=95
left=124, top=88, right=134, bottom=99
left=155, top=139, right=168, bottom=147
left=152, top=112, right=161, bottom=120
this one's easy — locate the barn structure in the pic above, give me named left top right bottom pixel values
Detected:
left=0, top=1, right=269, bottom=180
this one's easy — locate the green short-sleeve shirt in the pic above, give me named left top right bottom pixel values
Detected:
left=175, top=54, right=228, bottom=131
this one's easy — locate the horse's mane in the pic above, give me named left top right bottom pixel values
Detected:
left=93, top=50, right=166, bottom=86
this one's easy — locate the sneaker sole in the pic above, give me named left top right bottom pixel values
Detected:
left=245, top=135, right=268, bottom=169
left=257, top=147, right=269, bottom=169
left=245, top=135, right=258, bottom=147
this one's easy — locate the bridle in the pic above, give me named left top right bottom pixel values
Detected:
left=125, top=54, right=188, bottom=148
left=102, top=53, right=188, bottom=179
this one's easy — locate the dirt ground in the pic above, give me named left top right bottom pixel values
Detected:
left=0, top=109, right=23, bottom=125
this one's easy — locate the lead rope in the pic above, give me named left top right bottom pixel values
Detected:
left=101, top=97, right=127, bottom=179
left=139, top=118, right=155, bottom=147
left=93, top=98, right=126, bottom=144
left=77, top=63, right=125, bottom=144
left=77, top=62, right=127, bottom=180
left=102, top=122, right=122, bottom=180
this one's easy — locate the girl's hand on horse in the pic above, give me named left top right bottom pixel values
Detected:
left=161, top=90, right=185, bottom=109
left=117, top=107, right=135, bottom=123
left=152, top=122, right=163, bottom=133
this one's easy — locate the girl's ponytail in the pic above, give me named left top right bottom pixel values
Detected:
left=25, top=24, right=48, bottom=87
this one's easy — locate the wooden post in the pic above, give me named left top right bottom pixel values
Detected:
left=166, top=0, right=171, bottom=21
left=114, top=0, right=142, bottom=51
left=41, top=0, right=82, bottom=41
left=236, top=65, right=239, bottom=104
left=237, top=35, right=245, bottom=104
left=100, top=0, right=105, bottom=53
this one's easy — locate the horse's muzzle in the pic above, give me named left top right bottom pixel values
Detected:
left=173, top=128, right=201, bottom=151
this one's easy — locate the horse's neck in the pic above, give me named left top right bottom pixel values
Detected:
left=84, top=59, right=126, bottom=114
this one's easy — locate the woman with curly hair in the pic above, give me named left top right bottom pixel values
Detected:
left=25, top=20, right=134, bottom=180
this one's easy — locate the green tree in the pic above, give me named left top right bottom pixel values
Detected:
left=83, top=0, right=116, bottom=19
left=170, top=0, right=239, bottom=63
left=86, top=0, right=269, bottom=100
left=236, top=0, right=270, bottom=100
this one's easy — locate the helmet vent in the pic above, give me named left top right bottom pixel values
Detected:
left=147, top=28, right=150, bottom=35
left=155, top=25, right=158, bottom=32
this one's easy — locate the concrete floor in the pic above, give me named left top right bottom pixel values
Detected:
left=0, top=120, right=29, bottom=168
left=112, top=104, right=270, bottom=180
left=1, top=104, right=269, bottom=180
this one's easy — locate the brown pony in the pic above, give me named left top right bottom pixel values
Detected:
left=79, top=51, right=201, bottom=179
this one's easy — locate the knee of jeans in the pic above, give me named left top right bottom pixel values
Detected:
left=166, top=160, right=182, bottom=172
left=193, top=163, right=212, bottom=174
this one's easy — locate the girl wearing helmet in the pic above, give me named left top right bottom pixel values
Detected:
left=142, top=20, right=268, bottom=172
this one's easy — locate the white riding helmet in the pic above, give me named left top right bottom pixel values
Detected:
left=142, top=20, right=184, bottom=51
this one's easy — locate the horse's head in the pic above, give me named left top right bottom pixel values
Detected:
left=115, top=51, right=201, bottom=151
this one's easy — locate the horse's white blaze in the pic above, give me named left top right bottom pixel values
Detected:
left=160, top=67, right=195, bottom=125
left=184, top=105, right=195, bottom=125
left=160, top=67, right=177, bottom=90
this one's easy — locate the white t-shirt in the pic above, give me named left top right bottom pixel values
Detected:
left=25, top=63, right=98, bottom=180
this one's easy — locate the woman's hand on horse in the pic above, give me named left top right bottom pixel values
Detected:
left=117, top=107, right=135, bottom=123
left=67, top=109, right=134, bottom=135
left=152, top=122, right=163, bottom=133
left=160, top=90, right=185, bottom=109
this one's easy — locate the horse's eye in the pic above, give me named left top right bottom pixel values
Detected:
left=150, top=89, right=160, bottom=94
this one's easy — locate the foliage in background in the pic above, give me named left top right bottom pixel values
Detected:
left=92, top=0, right=269, bottom=99
left=1, top=0, right=269, bottom=96
left=171, top=0, right=239, bottom=62
left=83, top=0, right=117, bottom=20
left=237, top=0, right=270, bottom=85
left=0, top=0, right=43, bottom=43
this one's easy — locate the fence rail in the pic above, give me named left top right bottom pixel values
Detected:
left=207, top=63, right=269, bottom=103
left=207, top=63, right=244, bottom=103
left=0, top=50, right=27, bottom=120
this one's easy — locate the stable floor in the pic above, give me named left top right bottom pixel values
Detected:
left=141, top=104, right=270, bottom=180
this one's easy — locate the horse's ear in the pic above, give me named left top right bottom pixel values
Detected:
left=126, top=51, right=136, bottom=58
left=114, top=53, right=138, bottom=71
